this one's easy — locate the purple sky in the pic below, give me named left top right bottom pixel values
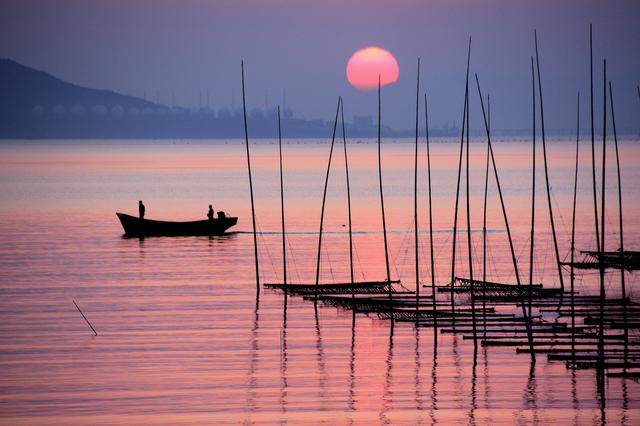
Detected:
left=1, top=0, right=639, bottom=132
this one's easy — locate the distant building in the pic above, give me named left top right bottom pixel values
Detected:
left=353, top=115, right=373, bottom=127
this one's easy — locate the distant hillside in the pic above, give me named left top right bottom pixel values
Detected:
left=0, top=59, right=456, bottom=139
left=0, top=59, right=157, bottom=113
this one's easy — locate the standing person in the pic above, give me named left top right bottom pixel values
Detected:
left=139, top=200, right=145, bottom=219
left=207, top=204, right=214, bottom=221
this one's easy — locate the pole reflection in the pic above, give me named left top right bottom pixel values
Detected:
left=246, top=294, right=260, bottom=415
left=524, top=359, right=539, bottom=425
left=279, top=293, right=288, bottom=415
left=314, top=301, right=327, bottom=408
left=429, top=333, right=438, bottom=424
left=380, top=326, right=394, bottom=424
left=348, top=311, right=356, bottom=412
left=414, top=326, right=423, bottom=411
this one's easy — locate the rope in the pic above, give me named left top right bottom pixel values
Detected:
left=353, top=242, right=367, bottom=281
left=323, top=238, right=335, bottom=281
left=256, top=223, right=279, bottom=282
left=287, top=239, right=302, bottom=283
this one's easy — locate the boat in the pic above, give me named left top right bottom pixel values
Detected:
left=116, top=212, right=237, bottom=237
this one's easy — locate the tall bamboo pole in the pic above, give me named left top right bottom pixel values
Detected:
left=475, top=74, right=535, bottom=359
left=464, top=77, right=477, bottom=353
left=314, top=97, right=342, bottom=294
left=277, top=106, right=287, bottom=291
left=589, top=25, right=602, bottom=258
left=450, top=38, right=472, bottom=327
left=597, top=59, right=607, bottom=387
left=608, top=81, right=627, bottom=366
left=534, top=31, right=564, bottom=292
left=378, top=77, right=393, bottom=327
left=340, top=102, right=355, bottom=296
left=425, top=93, right=437, bottom=336
left=414, top=59, right=421, bottom=315
left=570, top=92, right=580, bottom=358
left=481, top=94, right=490, bottom=337
left=241, top=61, right=260, bottom=293
left=528, top=56, right=536, bottom=318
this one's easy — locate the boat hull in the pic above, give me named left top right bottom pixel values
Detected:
left=116, top=213, right=237, bottom=237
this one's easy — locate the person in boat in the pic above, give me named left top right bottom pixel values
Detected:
left=139, top=200, right=145, bottom=219
left=207, top=205, right=214, bottom=221
left=217, top=211, right=226, bottom=219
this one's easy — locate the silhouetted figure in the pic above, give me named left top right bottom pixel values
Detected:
left=207, top=205, right=214, bottom=221
left=218, top=211, right=226, bottom=219
left=139, top=200, right=145, bottom=219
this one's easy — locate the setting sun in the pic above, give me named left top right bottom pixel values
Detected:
left=346, top=46, right=399, bottom=90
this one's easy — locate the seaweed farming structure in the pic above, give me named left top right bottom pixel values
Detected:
left=257, top=26, right=640, bottom=384
left=265, top=96, right=400, bottom=296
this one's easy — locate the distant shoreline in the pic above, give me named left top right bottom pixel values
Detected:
left=1, top=135, right=638, bottom=144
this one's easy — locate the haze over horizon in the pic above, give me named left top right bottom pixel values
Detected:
left=1, top=0, right=639, bottom=133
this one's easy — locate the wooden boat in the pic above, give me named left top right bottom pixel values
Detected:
left=116, top=212, right=237, bottom=237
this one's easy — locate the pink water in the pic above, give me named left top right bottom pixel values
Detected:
left=0, top=138, right=638, bottom=424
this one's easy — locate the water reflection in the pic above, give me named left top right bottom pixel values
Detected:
left=571, top=366, right=579, bottom=424
left=414, top=326, right=423, bottom=411
left=280, top=293, right=288, bottom=415
left=468, top=358, right=478, bottom=426
left=380, top=327, right=394, bottom=424
left=524, top=360, right=539, bottom=425
left=622, top=378, right=629, bottom=426
left=314, top=301, right=327, bottom=408
left=430, top=336, right=438, bottom=424
left=348, top=311, right=356, bottom=412
left=247, top=295, right=260, bottom=414
left=597, top=369, right=606, bottom=426
left=1, top=140, right=639, bottom=422
left=482, top=346, right=491, bottom=423
left=453, top=334, right=463, bottom=409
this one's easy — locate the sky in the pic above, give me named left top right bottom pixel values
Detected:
left=1, top=0, right=639, bottom=133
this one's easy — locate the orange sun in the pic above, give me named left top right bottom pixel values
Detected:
left=346, top=46, right=399, bottom=91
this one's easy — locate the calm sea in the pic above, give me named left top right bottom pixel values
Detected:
left=0, top=138, right=638, bottom=424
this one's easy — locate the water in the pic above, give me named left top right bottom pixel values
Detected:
left=0, top=138, right=638, bottom=424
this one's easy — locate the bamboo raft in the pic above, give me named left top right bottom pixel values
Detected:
left=560, top=250, right=640, bottom=271
left=436, top=277, right=563, bottom=297
left=264, top=280, right=398, bottom=295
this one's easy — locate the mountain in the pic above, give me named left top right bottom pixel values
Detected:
left=0, top=59, right=170, bottom=138
left=0, top=59, right=157, bottom=113
left=0, top=59, right=455, bottom=139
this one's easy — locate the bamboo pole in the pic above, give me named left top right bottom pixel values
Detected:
left=340, top=101, right=355, bottom=296
left=597, top=59, right=607, bottom=387
left=474, top=73, right=536, bottom=359
left=481, top=94, right=490, bottom=338
left=425, top=93, right=437, bottom=337
left=608, top=80, right=628, bottom=367
left=315, top=97, right=343, bottom=294
left=464, top=77, right=477, bottom=353
left=589, top=25, right=602, bottom=257
left=277, top=106, right=287, bottom=291
left=534, top=31, right=564, bottom=292
left=73, top=300, right=97, bottom=336
left=414, top=59, right=421, bottom=316
left=450, top=38, right=472, bottom=326
left=377, top=77, right=393, bottom=327
left=241, top=61, right=260, bottom=293
left=528, top=56, right=536, bottom=319
left=570, top=92, right=580, bottom=359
